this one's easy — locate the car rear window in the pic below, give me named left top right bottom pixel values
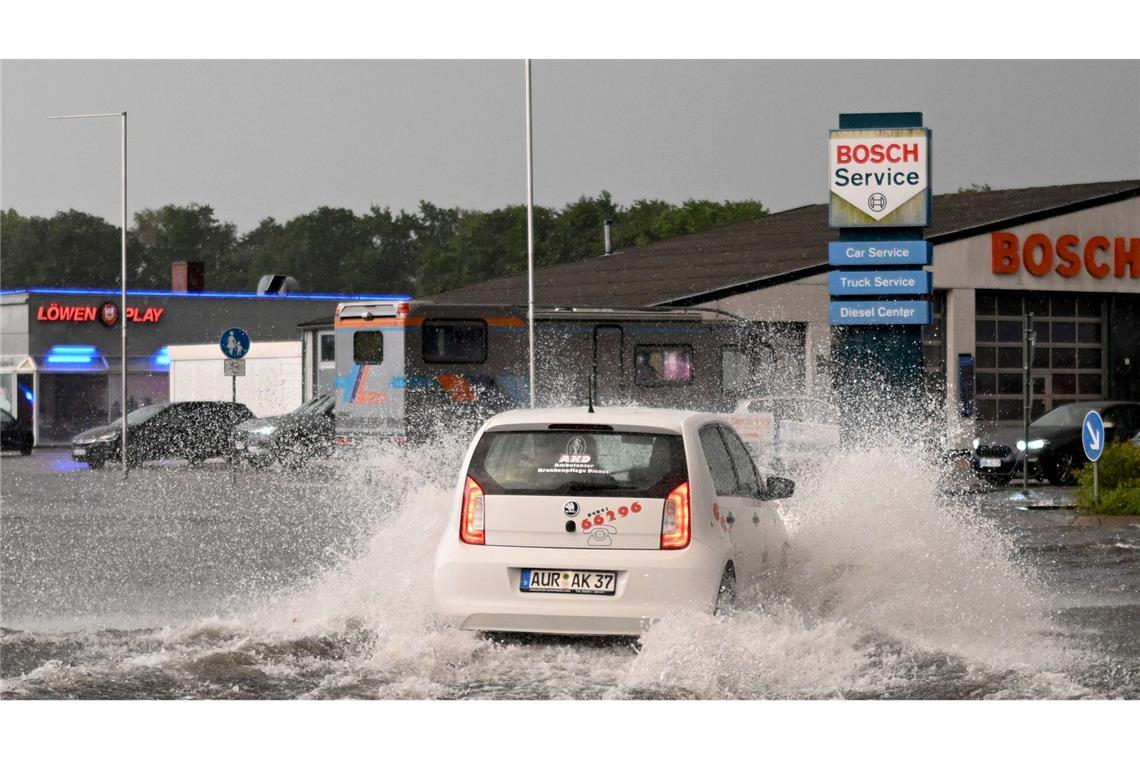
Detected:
left=468, top=430, right=688, bottom=498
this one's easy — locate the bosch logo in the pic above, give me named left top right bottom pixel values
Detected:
left=563, top=501, right=580, bottom=517
left=868, top=193, right=888, bottom=212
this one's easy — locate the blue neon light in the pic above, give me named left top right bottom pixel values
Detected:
left=152, top=347, right=171, bottom=368
left=0, top=288, right=411, bottom=301
left=46, top=344, right=103, bottom=367
left=22, top=389, right=34, bottom=402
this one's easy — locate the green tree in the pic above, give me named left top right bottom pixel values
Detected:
left=1, top=209, right=121, bottom=289
left=132, top=204, right=240, bottom=289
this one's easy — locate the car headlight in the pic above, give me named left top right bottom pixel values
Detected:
left=250, top=425, right=276, bottom=436
left=1027, top=439, right=1048, bottom=451
left=972, top=438, right=980, bottom=450
left=95, top=431, right=119, bottom=442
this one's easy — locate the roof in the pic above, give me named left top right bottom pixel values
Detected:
left=426, top=180, right=1140, bottom=308
left=0, top=288, right=411, bottom=301
left=483, top=406, right=715, bottom=433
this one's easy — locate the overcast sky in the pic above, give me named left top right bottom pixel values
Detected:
left=2, top=59, right=1138, bottom=233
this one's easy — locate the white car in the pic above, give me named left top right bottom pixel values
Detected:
left=432, top=406, right=794, bottom=636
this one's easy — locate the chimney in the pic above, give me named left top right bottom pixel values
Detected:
left=603, top=219, right=614, bottom=255
left=171, top=261, right=206, bottom=292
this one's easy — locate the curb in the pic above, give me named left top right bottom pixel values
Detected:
left=1069, top=515, right=1140, bottom=527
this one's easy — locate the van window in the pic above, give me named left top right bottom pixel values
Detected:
left=634, top=346, right=693, bottom=386
left=722, top=347, right=750, bottom=395
left=468, top=430, right=688, bottom=498
left=423, top=320, right=487, bottom=364
left=353, top=331, right=384, bottom=365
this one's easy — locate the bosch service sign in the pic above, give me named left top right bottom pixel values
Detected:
left=828, top=128, right=930, bottom=227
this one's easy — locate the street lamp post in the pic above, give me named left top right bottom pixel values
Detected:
left=524, top=60, right=536, bottom=408
left=49, top=111, right=130, bottom=478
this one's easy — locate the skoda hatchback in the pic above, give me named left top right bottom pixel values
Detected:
left=432, top=407, right=794, bottom=636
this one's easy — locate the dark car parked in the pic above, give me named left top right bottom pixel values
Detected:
left=232, top=393, right=334, bottom=468
left=972, top=400, right=1140, bottom=486
left=71, top=401, right=254, bottom=469
left=1, top=409, right=34, bottom=455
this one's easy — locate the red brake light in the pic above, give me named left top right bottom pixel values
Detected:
left=661, top=481, right=691, bottom=550
left=460, top=475, right=485, bottom=545
left=396, top=301, right=410, bottom=316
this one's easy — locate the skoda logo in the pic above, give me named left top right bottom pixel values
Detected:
left=566, top=437, right=588, bottom=457
left=868, top=193, right=888, bottom=212
left=563, top=501, right=580, bottom=517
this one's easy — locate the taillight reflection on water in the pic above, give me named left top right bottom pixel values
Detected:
left=460, top=475, right=485, bottom=545
left=660, top=481, right=691, bottom=550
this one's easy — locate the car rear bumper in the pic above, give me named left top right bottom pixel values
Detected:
left=71, top=441, right=114, bottom=463
left=432, top=540, right=723, bottom=636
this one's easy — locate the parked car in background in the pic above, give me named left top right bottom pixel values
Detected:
left=971, top=400, right=1140, bottom=486
left=232, top=393, right=334, bottom=468
left=71, top=401, right=254, bottom=469
left=728, top=395, right=841, bottom=476
left=433, top=406, right=795, bottom=636
left=1, top=409, right=34, bottom=455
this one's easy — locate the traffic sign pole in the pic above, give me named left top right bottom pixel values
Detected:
left=220, top=328, right=251, bottom=485
left=1082, top=410, right=1105, bottom=508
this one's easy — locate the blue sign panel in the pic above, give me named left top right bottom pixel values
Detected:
left=829, top=300, right=931, bottom=326
left=829, top=269, right=931, bottom=296
left=219, top=327, right=251, bottom=359
left=828, top=240, right=931, bottom=267
left=1082, top=410, right=1105, bottom=462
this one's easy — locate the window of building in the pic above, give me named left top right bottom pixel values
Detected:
left=319, top=332, right=335, bottom=366
left=422, top=320, right=487, bottom=364
left=635, top=346, right=693, bottom=386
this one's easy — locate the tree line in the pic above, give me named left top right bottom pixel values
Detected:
left=0, top=193, right=767, bottom=297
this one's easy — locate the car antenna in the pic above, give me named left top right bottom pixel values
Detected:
left=588, top=373, right=595, bottom=414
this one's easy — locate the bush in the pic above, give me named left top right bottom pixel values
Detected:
left=1076, top=441, right=1140, bottom=515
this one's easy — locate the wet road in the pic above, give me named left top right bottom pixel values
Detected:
left=2, top=447, right=1138, bottom=699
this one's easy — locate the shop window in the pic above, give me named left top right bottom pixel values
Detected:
left=353, top=331, right=384, bottom=365
left=976, top=321, right=996, bottom=342
left=1051, top=297, right=1076, bottom=317
left=977, top=399, right=997, bottom=421
left=976, top=346, right=995, bottom=369
left=1034, top=322, right=1050, bottom=343
left=975, top=294, right=996, bottom=316
left=1052, top=348, right=1075, bottom=368
left=1077, top=323, right=1101, bottom=343
left=422, top=320, right=487, bottom=364
left=998, top=373, right=1022, bottom=395
left=635, top=346, right=693, bottom=386
left=1032, top=377, right=1045, bottom=395
left=721, top=347, right=750, bottom=396
left=996, top=294, right=1022, bottom=316
left=1032, top=348, right=1049, bottom=369
left=1077, top=348, right=1102, bottom=370
left=1053, top=374, right=1076, bottom=395
left=1031, top=400, right=1046, bottom=420
left=997, top=346, right=1022, bottom=368
left=1025, top=295, right=1050, bottom=317
left=1078, top=375, right=1103, bottom=395
left=997, top=320, right=1022, bottom=342
left=1076, top=297, right=1100, bottom=318
left=1051, top=322, right=1076, bottom=343
left=976, top=373, right=996, bottom=395
left=997, top=399, right=1023, bottom=421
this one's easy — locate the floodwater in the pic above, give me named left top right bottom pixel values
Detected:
left=2, top=436, right=1137, bottom=699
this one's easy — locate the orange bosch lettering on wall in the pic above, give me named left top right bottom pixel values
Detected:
left=990, top=232, right=1140, bottom=279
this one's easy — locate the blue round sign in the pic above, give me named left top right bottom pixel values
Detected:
left=220, top=327, right=251, bottom=359
left=1082, top=410, right=1105, bottom=462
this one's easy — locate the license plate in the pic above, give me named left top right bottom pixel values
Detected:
left=73, top=448, right=86, bottom=456
left=520, top=569, right=616, bottom=596
left=980, top=458, right=1002, bottom=468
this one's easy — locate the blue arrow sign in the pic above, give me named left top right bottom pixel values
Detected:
left=829, top=269, right=931, bottom=296
left=220, top=327, right=251, bottom=359
left=1082, top=410, right=1105, bottom=462
left=828, top=240, right=931, bottom=267
left=830, top=300, right=931, bottom=325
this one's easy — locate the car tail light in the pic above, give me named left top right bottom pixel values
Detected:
left=460, top=475, right=485, bottom=545
left=660, top=481, right=691, bottom=550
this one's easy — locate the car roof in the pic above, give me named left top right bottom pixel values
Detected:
left=482, top=406, right=718, bottom=434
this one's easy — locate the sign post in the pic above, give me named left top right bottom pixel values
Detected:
left=1082, top=410, right=1105, bottom=509
left=220, top=328, right=250, bottom=483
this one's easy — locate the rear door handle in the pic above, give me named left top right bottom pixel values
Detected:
left=752, top=513, right=760, bottom=525
left=725, top=512, right=735, bottom=525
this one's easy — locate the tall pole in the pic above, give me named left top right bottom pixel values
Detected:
left=525, top=59, right=536, bottom=408
left=120, top=112, right=129, bottom=479
left=1022, top=312, right=1034, bottom=496
left=49, top=111, right=130, bottom=477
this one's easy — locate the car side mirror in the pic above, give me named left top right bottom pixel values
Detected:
left=762, top=476, right=795, bottom=501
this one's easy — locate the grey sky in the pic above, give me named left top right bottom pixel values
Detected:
left=2, top=59, right=1138, bottom=233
